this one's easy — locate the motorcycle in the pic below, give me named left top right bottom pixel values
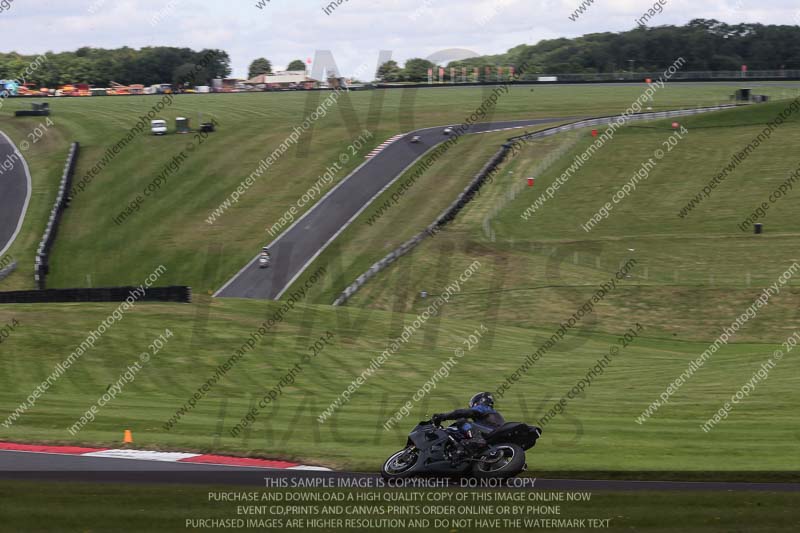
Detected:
left=381, top=419, right=541, bottom=480
left=258, top=250, right=271, bottom=269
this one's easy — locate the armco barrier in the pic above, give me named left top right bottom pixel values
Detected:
left=332, top=143, right=509, bottom=306
left=332, top=105, right=736, bottom=305
left=0, top=260, right=17, bottom=283
left=0, top=285, right=191, bottom=304
left=35, top=142, right=79, bottom=289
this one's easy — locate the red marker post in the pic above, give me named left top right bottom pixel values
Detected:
left=672, top=122, right=680, bottom=129
left=591, top=129, right=598, bottom=137
left=527, top=177, right=535, bottom=187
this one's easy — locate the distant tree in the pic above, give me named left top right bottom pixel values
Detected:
left=173, top=63, right=209, bottom=88
left=376, top=60, right=402, bottom=82
left=0, top=47, right=230, bottom=87
left=199, top=49, right=232, bottom=81
left=403, top=58, right=436, bottom=81
left=286, top=59, right=307, bottom=71
left=248, top=58, right=272, bottom=79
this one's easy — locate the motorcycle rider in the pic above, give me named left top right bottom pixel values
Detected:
left=432, top=392, right=505, bottom=459
left=259, top=247, right=271, bottom=268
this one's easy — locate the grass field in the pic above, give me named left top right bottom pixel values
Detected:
left=345, top=101, right=800, bottom=342
left=290, top=127, right=555, bottom=304
left=0, top=299, right=797, bottom=474
left=1, top=83, right=798, bottom=293
left=0, top=115, right=73, bottom=287
left=1, top=85, right=800, bottom=483
left=2, top=481, right=799, bottom=532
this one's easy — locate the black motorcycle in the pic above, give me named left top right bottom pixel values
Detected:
left=381, top=419, right=542, bottom=480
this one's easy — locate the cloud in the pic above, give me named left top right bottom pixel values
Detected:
left=0, top=0, right=796, bottom=78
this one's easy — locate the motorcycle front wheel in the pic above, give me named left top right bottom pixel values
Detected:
left=381, top=447, right=421, bottom=480
left=472, top=443, right=526, bottom=478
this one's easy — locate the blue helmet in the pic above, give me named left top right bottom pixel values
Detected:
left=469, top=392, right=494, bottom=409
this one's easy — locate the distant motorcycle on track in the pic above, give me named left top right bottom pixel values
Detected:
left=258, top=247, right=271, bottom=269
left=381, top=419, right=542, bottom=480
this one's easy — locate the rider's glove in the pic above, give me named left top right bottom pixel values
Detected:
left=431, top=414, right=444, bottom=425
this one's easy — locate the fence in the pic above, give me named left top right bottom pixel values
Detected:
left=536, top=69, right=800, bottom=82
left=482, top=130, right=583, bottom=241
left=35, top=142, right=79, bottom=289
left=0, top=285, right=191, bottom=304
left=378, top=69, right=800, bottom=87
left=332, top=105, right=737, bottom=306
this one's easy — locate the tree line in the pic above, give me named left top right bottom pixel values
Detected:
left=247, top=58, right=308, bottom=79
left=379, top=19, right=800, bottom=82
left=0, top=47, right=231, bottom=88
left=4, top=20, right=799, bottom=87
left=0, top=47, right=313, bottom=87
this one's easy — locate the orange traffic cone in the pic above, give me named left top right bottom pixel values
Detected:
left=123, top=429, right=133, bottom=444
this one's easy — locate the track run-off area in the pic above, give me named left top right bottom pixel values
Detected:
left=215, top=105, right=731, bottom=301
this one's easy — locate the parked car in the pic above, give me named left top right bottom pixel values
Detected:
left=151, top=120, right=168, bottom=135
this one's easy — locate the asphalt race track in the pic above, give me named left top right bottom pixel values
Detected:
left=215, top=117, right=571, bottom=300
left=2, top=451, right=799, bottom=491
left=0, top=131, right=31, bottom=259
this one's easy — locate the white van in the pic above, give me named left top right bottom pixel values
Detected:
left=151, top=119, right=167, bottom=135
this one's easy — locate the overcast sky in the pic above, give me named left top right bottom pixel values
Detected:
left=2, top=0, right=799, bottom=78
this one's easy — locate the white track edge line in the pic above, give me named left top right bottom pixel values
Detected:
left=268, top=118, right=560, bottom=300
left=0, top=130, right=33, bottom=259
left=213, top=132, right=408, bottom=297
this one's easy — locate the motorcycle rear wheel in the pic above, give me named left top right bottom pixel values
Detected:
left=472, top=443, right=526, bottom=478
left=381, top=447, right=421, bottom=480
